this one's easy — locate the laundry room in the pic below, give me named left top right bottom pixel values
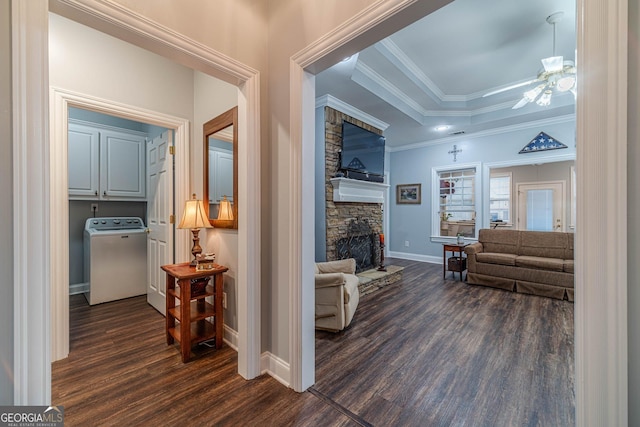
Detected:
left=67, top=107, right=169, bottom=301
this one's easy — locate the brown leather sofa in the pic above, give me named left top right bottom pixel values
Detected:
left=464, top=229, right=574, bottom=301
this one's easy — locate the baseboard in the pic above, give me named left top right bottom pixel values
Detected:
left=69, top=282, right=88, bottom=295
left=260, top=351, right=290, bottom=387
left=223, top=325, right=239, bottom=351
left=388, top=251, right=441, bottom=265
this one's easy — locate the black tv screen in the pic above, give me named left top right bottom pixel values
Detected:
left=340, top=121, right=385, bottom=178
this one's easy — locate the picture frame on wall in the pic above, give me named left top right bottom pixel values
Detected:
left=397, top=183, right=421, bottom=204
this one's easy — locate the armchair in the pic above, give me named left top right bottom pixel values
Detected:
left=315, top=258, right=360, bottom=332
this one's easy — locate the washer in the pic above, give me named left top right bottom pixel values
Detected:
left=84, top=217, right=147, bottom=305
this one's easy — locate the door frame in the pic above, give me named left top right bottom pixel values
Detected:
left=49, top=87, right=191, bottom=360
left=516, top=180, right=566, bottom=231
left=290, top=1, right=629, bottom=426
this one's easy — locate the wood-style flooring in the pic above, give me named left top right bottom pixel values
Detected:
left=52, top=259, right=574, bottom=426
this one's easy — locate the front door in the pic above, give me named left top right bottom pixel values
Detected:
left=517, top=181, right=565, bottom=232
left=146, top=130, right=174, bottom=314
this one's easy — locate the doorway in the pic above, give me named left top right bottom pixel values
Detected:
left=517, top=181, right=566, bottom=231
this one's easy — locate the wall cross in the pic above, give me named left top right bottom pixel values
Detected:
left=448, top=144, right=462, bottom=162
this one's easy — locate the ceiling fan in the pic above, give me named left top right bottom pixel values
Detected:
left=483, top=11, right=577, bottom=109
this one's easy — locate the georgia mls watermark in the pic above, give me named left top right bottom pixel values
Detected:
left=0, top=406, right=64, bottom=427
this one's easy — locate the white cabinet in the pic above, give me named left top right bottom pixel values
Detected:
left=68, top=123, right=100, bottom=197
left=208, top=148, right=234, bottom=204
left=68, top=121, right=146, bottom=200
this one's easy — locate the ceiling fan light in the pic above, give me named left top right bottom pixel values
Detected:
left=557, top=75, right=576, bottom=92
left=541, top=56, right=564, bottom=73
left=536, top=90, right=553, bottom=106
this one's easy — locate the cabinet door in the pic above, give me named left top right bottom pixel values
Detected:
left=100, top=130, right=146, bottom=199
left=68, top=123, right=99, bottom=198
left=209, top=148, right=234, bottom=203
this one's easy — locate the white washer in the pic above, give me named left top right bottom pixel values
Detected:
left=84, top=217, right=147, bottom=305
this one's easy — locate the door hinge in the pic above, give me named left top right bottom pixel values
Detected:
left=170, top=214, right=175, bottom=224
left=169, top=146, right=175, bottom=155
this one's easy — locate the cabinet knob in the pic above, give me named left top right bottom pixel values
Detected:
left=94, top=191, right=98, bottom=196
left=103, top=191, right=107, bottom=196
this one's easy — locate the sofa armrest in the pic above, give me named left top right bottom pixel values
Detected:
left=315, top=272, right=346, bottom=288
left=464, top=242, right=483, bottom=255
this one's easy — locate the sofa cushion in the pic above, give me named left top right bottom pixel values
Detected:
left=476, top=252, right=517, bottom=266
left=518, top=231, right=567, bottom=259
left=478, top=229, right=519, bottom=254
left=563, top=260, right=574, bottom=274
left=515, top=256, right=564, bottom=272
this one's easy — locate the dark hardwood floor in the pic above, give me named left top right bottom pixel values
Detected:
left=52, top=259, right=574, bottom=426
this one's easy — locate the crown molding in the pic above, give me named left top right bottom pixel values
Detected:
left=387, top=113, right=575, bottom=152
left=316, top=94, right=390, bottom=130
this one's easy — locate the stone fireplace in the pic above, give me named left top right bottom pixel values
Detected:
left=335, top=219, right=379, bottom=273
left=322, top=106, right=404, bottom=295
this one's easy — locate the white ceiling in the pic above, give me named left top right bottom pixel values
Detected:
left=315, top=0, right=577, bottom=148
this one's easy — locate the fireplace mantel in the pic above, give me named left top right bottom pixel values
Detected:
left=330, top=177, right=389, bottom=203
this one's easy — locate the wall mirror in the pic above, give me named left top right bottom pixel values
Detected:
left=204, top=106, right=238, bottom=229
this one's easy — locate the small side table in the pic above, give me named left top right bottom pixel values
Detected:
left=443, top=243, right=469, bottom=281
left=161, top=262, right=229, bottom=362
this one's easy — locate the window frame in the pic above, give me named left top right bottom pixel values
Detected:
left=489, top=171, right=513, bottom=226
left=431, top=162, right=481, bottom=243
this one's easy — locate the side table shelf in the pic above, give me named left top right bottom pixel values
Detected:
left=161, top=262, right=229, bottom=362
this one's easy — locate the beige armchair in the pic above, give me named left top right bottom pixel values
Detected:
left=315, top=258, right=360, bottom=332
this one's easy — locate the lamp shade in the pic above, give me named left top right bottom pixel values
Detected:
left=217, top=195, right=234, bottom=221
left=178, top=194, right=212, bottom=229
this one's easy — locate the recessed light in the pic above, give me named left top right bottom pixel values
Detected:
left=434, top=125, right=450, bottom=132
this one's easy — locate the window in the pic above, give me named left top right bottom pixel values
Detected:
left=489, top=173, right=512, bottom=224
left=436, top=167, right=476, bottom=238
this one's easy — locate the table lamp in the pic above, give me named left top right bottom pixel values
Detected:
left=178, top=193, right=213, bottom=265
left=217, top=195, right=234, bottom=220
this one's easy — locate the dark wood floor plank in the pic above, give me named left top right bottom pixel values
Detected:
left=53, top=258, right=574, bottom=426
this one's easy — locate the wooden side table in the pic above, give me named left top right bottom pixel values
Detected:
left=161, top=262, right=229, bottom=362
left=443, top=243, right=469, bottom=281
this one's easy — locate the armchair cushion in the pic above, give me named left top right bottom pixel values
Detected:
left=315, top=258, right=356, bottom=275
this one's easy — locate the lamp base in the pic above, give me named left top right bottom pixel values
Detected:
left=190, top=228, right=202, bottom=267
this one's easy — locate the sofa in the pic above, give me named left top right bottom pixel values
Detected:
left=464, top=229, right=574, bottom=301
left=315, top=258, right=360, bottom=332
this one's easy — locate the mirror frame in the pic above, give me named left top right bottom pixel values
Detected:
left=204, top=106, right=238, bottom=229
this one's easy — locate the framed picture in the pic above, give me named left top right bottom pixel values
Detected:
left=397, top=184, right=421, bottom=204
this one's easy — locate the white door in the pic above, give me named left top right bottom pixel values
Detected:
left=517, top=181, right=565, bottom=231
left=147, top=130, right=174, bottom=314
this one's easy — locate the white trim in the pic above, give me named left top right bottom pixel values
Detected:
left=260, top=351, right=291, bottom=388
left=12, top=0, right=51, bottom=405
left=388, top=251, right=441, bottom=265
left=431, top=162, right=482, bottom=240
left=387, top=114, right=576, bottom=152
left=575, top=0, right=628, bottom=424
left=223, top=324, right=239, bottom=351
left=50, top=87, right=191, bottom=362
left=69, top=283, right=88, bottom=295
left=315, top=94, right=389, bottom=130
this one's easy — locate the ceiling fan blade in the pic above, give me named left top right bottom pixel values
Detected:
left=483, top=79, right=539, bottom=97
left=512, top=97, right=530, bottom=110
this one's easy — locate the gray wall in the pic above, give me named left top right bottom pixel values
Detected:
left=388, top=120, right=576, bottom=258
left=0, top=0, right=13, bottom=405
left=629, top=1, right=639, bottom=423
left=69, top=201, right=147, bottom=285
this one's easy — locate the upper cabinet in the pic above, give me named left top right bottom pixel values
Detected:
left=68, top=120, right=146, bottom=201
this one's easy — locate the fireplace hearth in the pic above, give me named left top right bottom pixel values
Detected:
left=335, top=219, right=379, bottom=273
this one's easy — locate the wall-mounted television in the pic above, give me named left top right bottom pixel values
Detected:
left=340, top=121, right=385, bottom=182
